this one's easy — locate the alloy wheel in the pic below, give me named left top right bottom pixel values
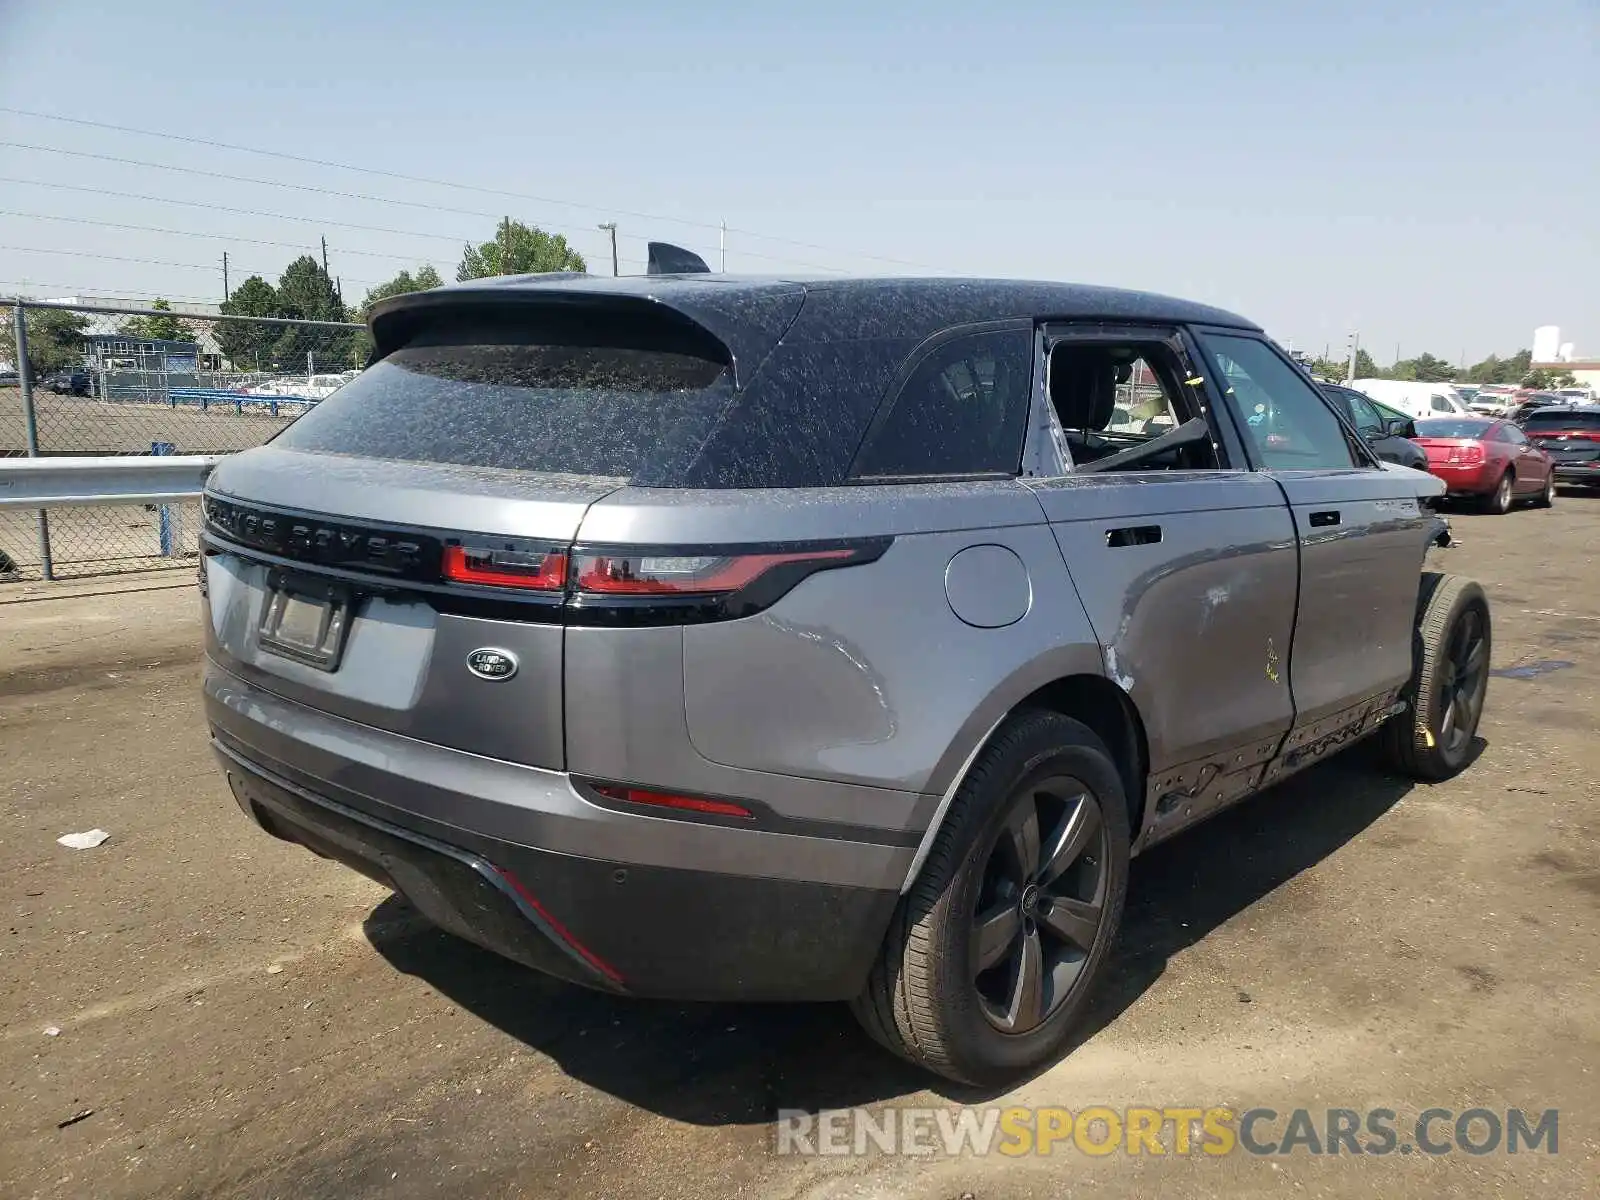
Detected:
left=970, top=778, right=1109, bottom=1034
left=1437, top=606, right=1488, bottom=755
left=1494, top=475, right=1512, bottom=512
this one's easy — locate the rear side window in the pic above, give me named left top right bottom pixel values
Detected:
left=272, top=319, right=735, bottom=479
left=1524, top=411, right=1600, bottom=432
left=1430, top=394, right=1455, bottom=413
left=851, top=328, right=1033, bottom=478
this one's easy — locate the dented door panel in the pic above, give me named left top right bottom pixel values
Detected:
left=1028, top=471, right=1298, bottom=808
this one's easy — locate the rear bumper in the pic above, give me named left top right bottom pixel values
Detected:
left=1427, top=464, right=1498, bottom=494
left=1552, top=462, right=1600, bottom=483
left=206, top=660, right=905, bottom=1001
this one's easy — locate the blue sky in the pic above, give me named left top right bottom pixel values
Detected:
left=0, top=0, right=1594, bottom=361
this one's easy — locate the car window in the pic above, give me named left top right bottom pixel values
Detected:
left=1198, top=333, right=1360, bottom=470
left=1414, top=418, right=1494, bottom=438
left=851, top=328, right=1033, bottom=478
left=1523, top=410, right=1600, bottom=432
left=1430, top=394, right=1455, bottom=413
left=1043, top=337, right=1221, bottom=472
left=1503, top=425, right=1528, bottom=444
left=1344, top=391, right=1386, bottom=434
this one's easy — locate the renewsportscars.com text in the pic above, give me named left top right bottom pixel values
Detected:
left=775, top=1106, right=1559, bottom=1158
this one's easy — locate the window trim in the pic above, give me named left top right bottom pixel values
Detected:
left=1022, top=321, right=1242, bottom=476
left=1190, top=327, right=1383, bottom=472
left=845, top=318, right=1036, bottom=483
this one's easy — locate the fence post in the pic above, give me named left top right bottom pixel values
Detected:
left=13, top=302, right=54, bottom=581
left=152, top=440, right=176, bottom=557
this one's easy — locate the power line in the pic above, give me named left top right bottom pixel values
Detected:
left=0, top=208, right=437, bottom=262
left=0, top=243, right=382, bottom=288
left=0, top=174, right=477, bottom=246
left=0, top=106, right=945, bottom=271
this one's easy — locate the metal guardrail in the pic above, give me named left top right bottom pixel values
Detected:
left=0, top=454, right=221, bottom=508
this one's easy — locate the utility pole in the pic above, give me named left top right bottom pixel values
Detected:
left=222, top=252, right=229, bottom=300
left=719, top=220, right=726, bottom=272
left=501, top=216, right=512, bottom=274
left=321, top=236, right=330, bottom=276
left=1346, top=332, right=1359, bottom=384
left=597, top=222, right=618, bottom=276
left=335, top=276, right=343, bottom=308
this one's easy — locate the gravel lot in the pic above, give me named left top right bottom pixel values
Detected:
left=1, top=502, right=1597, bottom=1199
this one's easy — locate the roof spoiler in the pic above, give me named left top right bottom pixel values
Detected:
left=647, top=242, right=711, bottom=275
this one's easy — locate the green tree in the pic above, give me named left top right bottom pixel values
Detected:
left=1308, top=350, right=1378, bottom=380
left=358, top=264, right=443, bottom=319
left=1390, top=351, right=1456, bottom=383
left=118, top=298, right=194, bottom=343
left=1554, top=372, right=1578, bottom=389
left=1522, top=368, right=1557, bottom=389
left=0, top=307, right=91, bottom=377
left=272, top=256, right=354, bottom=370
left=350, top=264, right=443, bottom=362
left=1464, top=349, right=1532, bottom=386
left=216, top=276, right=283, bottom=370
left=456, top=220, right=586, bottom=280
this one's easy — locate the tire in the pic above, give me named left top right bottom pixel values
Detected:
left=1535, top=474, right=1556, bottom=508
left=851, top=710, right=1131, bottom=1086
left=1482, top=471, right=1513, bottom=514
left=1382, top=572, right=1490, bottom=781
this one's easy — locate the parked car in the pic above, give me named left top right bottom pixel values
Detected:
left=1348, top=378, right=1472, bottom=421
left=199, top=273, right=1486, bottom=1086
left=1554, top=386, right=1595, bottom=404
left=46, top=369, right=92, bottom=396
left=1510, top=393, right=1568, bottom=424
left=1521, top=406, right=1600, bottom=492
left=0, top=369, right=19, bottom=387
left=1320, top=383, right=1428, bottom=470
left=1411, top=416, right=1556, bottom=511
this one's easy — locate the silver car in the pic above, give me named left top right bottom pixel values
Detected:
left=200, top=272, right=1489, bottom=1085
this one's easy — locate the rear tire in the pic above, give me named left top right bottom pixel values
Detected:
left=1483, top=472, right=1514, bottom=514
left=1535, top=474, right=1556, bottom=508
left=1382, top=572, right=1490, bottom=781
left=851, top=710, right=1130, bottom=1086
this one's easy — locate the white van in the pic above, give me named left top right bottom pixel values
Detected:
left=1347, top=378, right=1471, bottom=420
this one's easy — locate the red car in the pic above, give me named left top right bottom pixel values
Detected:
left=1411, top=416, right=1556, bottom=513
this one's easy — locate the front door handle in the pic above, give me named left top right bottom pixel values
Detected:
left=1309, top=510, right=1340, bottom=527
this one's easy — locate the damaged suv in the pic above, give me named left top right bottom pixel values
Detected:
left=200, top=269, right=1488, bottom=1085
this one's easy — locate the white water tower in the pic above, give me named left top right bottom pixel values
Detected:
left=1558, top=342, right=1575, bottom=362
left=1533, top=325, right=1561, bottom=362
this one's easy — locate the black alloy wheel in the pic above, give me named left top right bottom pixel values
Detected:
left=1436, top=604, right=1488, bottom=757
left=971, top=778, right=1108, bottom=1034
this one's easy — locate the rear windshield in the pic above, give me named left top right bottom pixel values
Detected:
left=272, top=323, right=735, bottom=479
left=1414, top=418, right=1494, bottom=438
left=1524, top=410, right=1600, bottom=431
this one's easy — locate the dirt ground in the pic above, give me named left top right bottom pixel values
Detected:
left=1, top=501, right=1597, bottom=1199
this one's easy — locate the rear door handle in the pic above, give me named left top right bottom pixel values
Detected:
left=1106, top=525, right=1162, bottom=548
left=1309, top=510, right=1340, bottom=527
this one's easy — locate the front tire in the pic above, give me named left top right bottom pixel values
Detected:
left=852, top=710, right=1130, bottom=1086
left=1383, top=572, right=1490, bottom=781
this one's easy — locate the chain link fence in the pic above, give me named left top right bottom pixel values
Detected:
left=2, top=300, right=363, bottom=583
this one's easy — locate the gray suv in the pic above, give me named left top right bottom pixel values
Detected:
left=201, top=273, right=1489, bottom=1085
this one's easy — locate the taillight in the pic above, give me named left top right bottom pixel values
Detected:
left=438, top=537, right=891, bottom=624
left=589, top=782, right=754, bottom=819
left=442, top=545, right=568, bottom=591
left=573, top=549, right=854, bottom=595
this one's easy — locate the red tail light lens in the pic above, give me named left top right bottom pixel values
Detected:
left=443, top=545, right=568, bottom=591
left=590, top=783, right=753, bottom=819
left=573, top=549, right=855, bottom=595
